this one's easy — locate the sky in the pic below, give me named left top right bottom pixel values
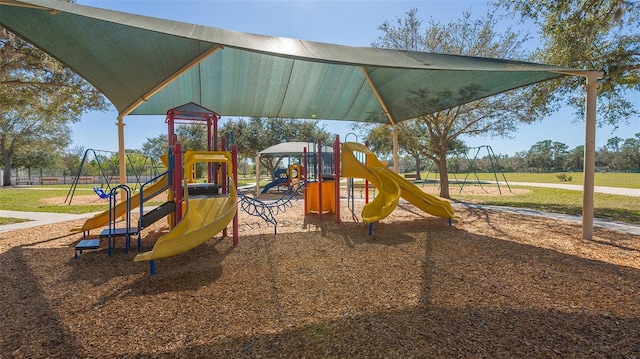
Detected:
left=70, top=0, right=639, bottom=156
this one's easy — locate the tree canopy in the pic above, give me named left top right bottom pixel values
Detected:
left=220, top=117, right=331, bottom=179
left=493, top=0, right=640, bottom=127
left=365, top=8, right=541, bottom=198
left=0, top=27, right=108, bottom=186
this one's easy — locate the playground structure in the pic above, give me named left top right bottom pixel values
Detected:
left=341, top=141, right=458, bottom=230
left=73, top=103, right=239, bottom=274
left=256, top=141, right=331, bottom=195
left=251, top=137, right=458, bottom=233
left=73, top=104, right=458, bottom=275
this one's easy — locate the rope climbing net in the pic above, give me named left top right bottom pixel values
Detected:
left=238, top=181, right=305, bottom=234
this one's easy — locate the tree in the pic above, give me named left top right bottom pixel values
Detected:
left=496, top=150, right=528, bottom=172
left=605, top=136, right=624, bottom=152
left=363, top=120, right=467, bottom=179
left=60, top=146, right=85, bottom=177
left=564, top=145, right=585, bottom=172
left=363, top=123, right=393, bottom=159
left=368, top=8, right=542, bottom=198
left=141, top=134, right=169, bottom=163
left=141, top=124, right=211, bottom=177
left=595, top=147, right=615, bottom=171
left=597, top=134, right=640, bottom=170
left=493, top=0, right=640, bottom=127
left=551, top=141, right=570, bottom=170
left=525, top=140, right=570, bottom=172
left=1, top=28, right=108, bottom=186
left=220, top=117, right=331, bottom=180
left=618, top=133, right=640, bottom=170
left=141, top=124, right=211, bottom=159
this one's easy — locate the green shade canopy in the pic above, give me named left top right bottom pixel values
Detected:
left=1, top=0, right=591, bottom=123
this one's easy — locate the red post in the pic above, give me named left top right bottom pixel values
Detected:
left=303, top=147, right=308, bottom=215
left=334, top=135, right=341, bottom=224
left=317, top=139, right=322, bottom=219
left=174, top=142, right=183, bottom=223
left=213, top=114, right=219, bottom=151
left=213, top=114, right=219, bottom=186
left=207, top=117, right=212, bottom=183
left=167, top=112, right=175, bottom=148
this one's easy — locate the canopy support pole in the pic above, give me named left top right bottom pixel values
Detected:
left=116, top=115, right=126, bottom=201
left=554, top=70, right=603, bottom=240
left=361, top=67, right=399, bottom=172
left=582, top=72, right=602, bottom=240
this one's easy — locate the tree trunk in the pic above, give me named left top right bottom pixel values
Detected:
left=414, top=154, right=421, bottom=180
left=437, top=154, right=450, bottom=198
left=3, top=152, right=12, bottom=186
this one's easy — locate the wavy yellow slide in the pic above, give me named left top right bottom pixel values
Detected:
left=342, top=142, right=458, bottom=223
left=70, top=174, right=169, bottom=233
left=134, top=151, right=237, bottom=262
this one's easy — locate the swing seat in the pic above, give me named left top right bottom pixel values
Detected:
left=93, top=187, right=113, bottom=199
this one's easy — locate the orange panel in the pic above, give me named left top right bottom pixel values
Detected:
left=306, top=181, right=336, bottom=214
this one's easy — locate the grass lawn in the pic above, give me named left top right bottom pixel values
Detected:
left=0, top=178, right=260, bottom=215
left=0, top=188, right=111, bottom=214
left=0, top=217, right=31, bottom=225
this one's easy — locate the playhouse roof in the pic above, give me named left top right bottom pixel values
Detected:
left=0, top=0, right=592, bottom=124
left=259, top=142, right=334, bottom=157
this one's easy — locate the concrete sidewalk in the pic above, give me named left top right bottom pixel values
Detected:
left=0, top=210, right=99, bottom=234
left=504, top=182, right=640, bottom=197
left=454, top=203, right=640, bottom=236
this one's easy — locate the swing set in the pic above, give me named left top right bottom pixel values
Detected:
left=422, top=145, right=512, bottom=195
left=64, top=149, right=162, bottom=205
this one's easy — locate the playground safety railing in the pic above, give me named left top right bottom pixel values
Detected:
left=106, top=184, right=133, bottom=256
left=136, top=151, right=175, bottom=250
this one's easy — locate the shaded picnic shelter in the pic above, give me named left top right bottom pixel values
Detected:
left=0, top=0, right=603, bottom=238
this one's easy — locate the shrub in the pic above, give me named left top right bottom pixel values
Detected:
left=556, top=173, right=573, bottom=182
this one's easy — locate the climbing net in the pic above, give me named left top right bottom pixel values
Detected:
left=238, top=181, right=305, bottom=234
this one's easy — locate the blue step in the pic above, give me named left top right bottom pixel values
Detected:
left=74, top=239, right=100, bottom=259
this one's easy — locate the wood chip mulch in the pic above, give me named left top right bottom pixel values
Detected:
left=1, top=191, right=639, bottom=358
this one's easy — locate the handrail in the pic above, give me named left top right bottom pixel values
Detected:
left=139, top=150, right=174, bottom=225
left=107, top=184, right=132, bottom=255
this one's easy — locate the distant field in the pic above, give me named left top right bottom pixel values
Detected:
left=423, top=172, right=640, bottom=189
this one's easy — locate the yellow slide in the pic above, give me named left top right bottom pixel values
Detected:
left=134, top=151, right=237, bottom=262
left=342, top=142, right=458, bottom=222
left=70, top=174, right=169, bottom=233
